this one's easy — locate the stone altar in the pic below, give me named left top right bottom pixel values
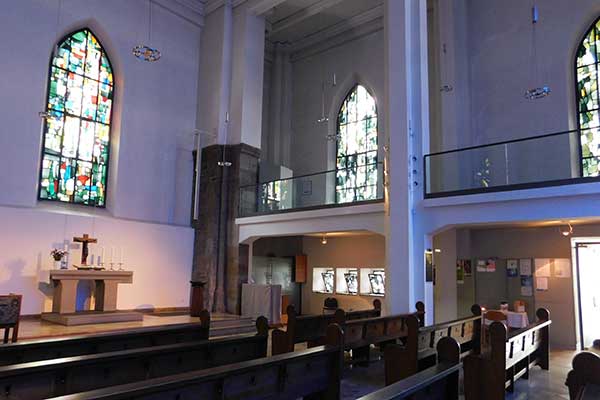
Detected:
left=42, top=270, right=142, bottom=326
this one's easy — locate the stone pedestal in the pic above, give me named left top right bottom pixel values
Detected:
left=42, top=270, right=142, bottom=326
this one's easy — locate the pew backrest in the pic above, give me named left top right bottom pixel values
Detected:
left=47, top=324, right=345, bottom=400
left=358, top=336, right=461, bottom=400
left=0, top=317, right=269, bottom=400
left=566, top=351, right=600, bottom=400
left=463, top=308, right=551, bottom=400
left=0, top=309, right=211, bottom=366
left=342, top=313, right=416, bottom=350
left=385, top=304, right=482, bottom=385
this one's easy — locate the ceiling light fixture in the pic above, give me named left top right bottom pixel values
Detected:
left=560, top=223, right=574, bottom=237
left=321, top=235, right=328, bottom=245
left=524, top=3, right=550, bottom=100
left=133, top=0, right=161, bottom=62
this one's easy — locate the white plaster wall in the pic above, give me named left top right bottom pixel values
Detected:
left=432, top=229, right=458, bottom=323
left=0, top=1, right=200, bottom=225
left=0, top=205, right=194, bottom=315
left=290, top=29, right=385, bottom=176
left=0, top=1, right=200, bottom=313
left=302, top=235, right=387, bottom=315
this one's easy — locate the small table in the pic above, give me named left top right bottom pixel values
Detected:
left=485, top=310, right=530, bottom=329
left=42, top=270, right=142, bottom=326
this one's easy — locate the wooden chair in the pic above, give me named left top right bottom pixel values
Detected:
left=0, top=294, right=21, bottom=343
left=323, top=297, right=338, bottom=314
left=482, top=309, right=507, bottom=345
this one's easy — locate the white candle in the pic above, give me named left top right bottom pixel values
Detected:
left=109, top=247, right=114, bottom=264
left=120, top=247, right=124, bottom=264
left=100, top=247, right=105, bottom=265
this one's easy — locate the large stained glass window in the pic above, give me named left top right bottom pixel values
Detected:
left=576, top=17, right=600, bottom=177
left=39, top=28, right=113, bottom=206
left=336, top=84, right=378, bottom=203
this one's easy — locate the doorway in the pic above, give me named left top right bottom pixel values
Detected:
left=574, top=241, right=600, bottom=349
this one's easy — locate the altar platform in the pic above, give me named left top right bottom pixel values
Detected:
left=17, top=312, right=256, bottom=341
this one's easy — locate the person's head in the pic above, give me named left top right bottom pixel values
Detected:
left=593, top=339, right=600, bottom=349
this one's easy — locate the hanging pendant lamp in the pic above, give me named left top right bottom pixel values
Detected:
left=524, top=3, right=550, bottom=100
left=133, top=0, right=161, bottom=62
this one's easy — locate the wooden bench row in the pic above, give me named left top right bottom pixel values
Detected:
left=54, top=329, right=465, bottom=400
left=47, top=324, right=346, bottom=400
left=0, top=317, right=268, bottom=400
left=0, top=310, right=211, bottom=366
left=464, top=308, right=551, bottom=400
left=385, top=304, right=482, bottom=384
left=273, top=300, right=425, bottom=355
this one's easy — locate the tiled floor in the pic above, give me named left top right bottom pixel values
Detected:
left=341, top=350, right=576, bottom=400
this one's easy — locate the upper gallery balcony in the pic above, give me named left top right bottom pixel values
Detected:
left=424, top=128, right=600, bottom=199
left=238, top=162, right=384, bottom=218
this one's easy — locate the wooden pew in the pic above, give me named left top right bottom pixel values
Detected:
left=385, top=304, right=482, bottom=385
left=0, top=317, right=269, bottom=400
left=358, top=336, right=461, bottom=400
left=0, top=310, right=211, bottom=366
left=273, top=300, right=424, bottom=355
left=566, top=351, right=600, bottom=400
left=463, top=308, right=551, bottom=400
left=339, top=312, right=419, bottom=365
left=47, top=324, right=345, bottom=400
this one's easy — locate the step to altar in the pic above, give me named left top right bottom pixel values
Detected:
left=41, top=311, right=144, bottom=326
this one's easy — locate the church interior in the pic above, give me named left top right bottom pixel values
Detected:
left=1, top=0, right=600, bottom=399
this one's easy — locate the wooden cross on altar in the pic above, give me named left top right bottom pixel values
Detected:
left=73, top=234, right=97, bottom=265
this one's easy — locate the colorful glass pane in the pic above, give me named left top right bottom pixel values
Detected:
left=577, top=18, right=600, bottom=177
left=39, top=29, right=113, bottom=206
left=336, top=85, right=378, bottom=203
left=82, top=78, right=99, bottom=119
left=44, top=111, right=64, bottom=153
left=48, top=67, right=67, bottom=111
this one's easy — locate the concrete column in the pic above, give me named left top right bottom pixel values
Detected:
left=267, top=43, right=293, bottom=167
left=229, top=2, right=266, bottom=149
left=193, top=2, right=266, bottom=314
left=384, top=0, right=429, bottom=315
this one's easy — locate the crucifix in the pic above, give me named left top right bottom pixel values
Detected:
left=73, top=234, right=98, bottom=265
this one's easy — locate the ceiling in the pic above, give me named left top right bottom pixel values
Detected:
left=304, top=230, right=381, bottom=238
left=265, top=0, right=383, bottom=44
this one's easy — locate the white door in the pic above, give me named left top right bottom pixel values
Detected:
left=576, top=243, right=600, bottom=349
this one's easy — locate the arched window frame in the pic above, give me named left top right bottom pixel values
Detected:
left=575, top=16, right=600, bottom=177
left=335, top=84, right=378, bottom=204
left=38, top=28, right=114, bottom=207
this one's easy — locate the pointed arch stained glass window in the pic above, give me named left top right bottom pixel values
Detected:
left=576, top=17, right=600, bottom=177
left=39, top=28, right=113, bottom=206
left=336, top=84, right=378, bottom=203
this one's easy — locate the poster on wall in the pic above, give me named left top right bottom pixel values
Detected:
left=463, top=260, right=472, bottom=276
left=321, top=272, right=334, bottom=293
left=554, top=259, right=571, bottom=278
left=344, top=272, right=358, bottom=294
left=507, top=259, right=519, bottom=277
left=425, top=251, right=434, bottom=282
left=519, top=259, right=532, bottom=276
left=521, top=275, right=533, bottom=296
left=477, top=260, right=487, bottom=272
left=456, top=260, right=465, bottom=284
left=486, top=258, right=497, bottom=272
left=536, top=277, right=549, bottom=291
left=535, top=259, right=552, bottom=277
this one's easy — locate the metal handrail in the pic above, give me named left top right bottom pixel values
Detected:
left=424, top=128, right=585, bottom=158
left=240, top=162, right=383, bottom=189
